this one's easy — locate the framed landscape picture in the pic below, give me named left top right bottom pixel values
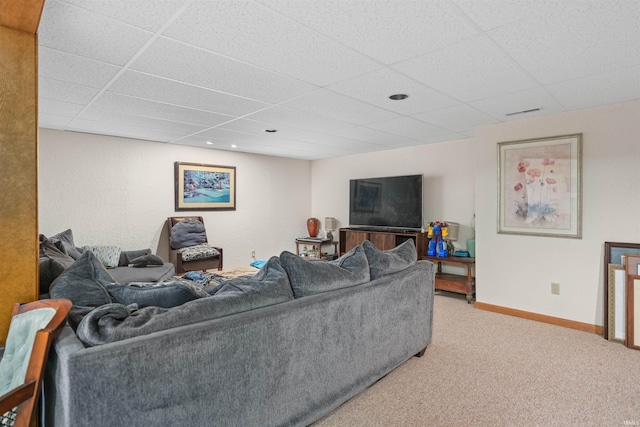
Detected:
left=497, top=134, right=582, bottom=238
left=174, top=162, right=236, bottom=211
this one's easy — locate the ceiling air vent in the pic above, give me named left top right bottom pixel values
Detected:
left=505, top=108, right=541, bottom=117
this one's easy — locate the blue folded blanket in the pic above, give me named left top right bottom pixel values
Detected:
left=250, top=260, right=267, bottom=269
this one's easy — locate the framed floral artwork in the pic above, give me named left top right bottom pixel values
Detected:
left=497, top=134, right=582, bottom=238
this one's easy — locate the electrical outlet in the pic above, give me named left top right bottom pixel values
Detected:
left=251, top=250, right=256, bottom=259
left=551, top=282, right=560, bottom=295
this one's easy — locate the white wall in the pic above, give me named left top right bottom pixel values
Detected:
left=311, top=138, right=477, bottom=255
left=39, top=99, right=640, bottom=327
left=475, top=100, right=640, bottom=326
left=38, top=129, right=312, bottom=268
left=313, top=100, right=640, bottom=328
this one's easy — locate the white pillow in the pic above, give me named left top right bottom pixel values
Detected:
left=81, top=245, right=121, bottom=268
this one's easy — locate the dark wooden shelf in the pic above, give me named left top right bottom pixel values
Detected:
left=421, top=255, right=475, bottom=303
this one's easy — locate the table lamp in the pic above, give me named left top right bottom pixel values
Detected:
left=325, top=217, right=337, bottom=241
left=444, top=221, right=459, bottom=254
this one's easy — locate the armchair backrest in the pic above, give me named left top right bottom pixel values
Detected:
left=0, top=299, right=72, bottom=427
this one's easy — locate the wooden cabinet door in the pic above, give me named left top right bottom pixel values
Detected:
left=369, top=233, right=396, bottom=251
left=343, top=230, right=367, bottom=253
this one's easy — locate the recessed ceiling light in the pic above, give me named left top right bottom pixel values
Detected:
left=389, top=94, right=408, bottom=101
left=264, top=129, right=277, bottom=133
left=206, top=141, right=214, bottom=145
left=231, top=144, right=238, bottom=148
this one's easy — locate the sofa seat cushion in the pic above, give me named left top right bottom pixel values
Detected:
left=75, top=256, right=293, bottom=347
left=362, top=239, right=417, bottom=280
left=178, top=243, right=220, bottom=262
left=280, top=245, right=370, bottom=298
left=106, top=263, right=176, bottom=285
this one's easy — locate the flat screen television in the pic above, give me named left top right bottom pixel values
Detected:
left=349, top=174, right=423, bottom=232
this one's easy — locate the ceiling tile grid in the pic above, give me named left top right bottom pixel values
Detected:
left=36, top=0, right=640, bottom=159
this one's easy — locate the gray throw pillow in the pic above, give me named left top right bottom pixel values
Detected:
left=39, top=236, right=76, bottom=294
left=128, top=254, right=164, bottom=268
left=105, top=281, right=207, bottom=308
left=49, top=251, right=115, bottom=308
left=280, top=245, right=370, bottom=298
left=50, top=229, right=83, bottom=260
left=210, top=256, right=294, bottom=301
left=362, top=239, right=417, bottom=280
left=170, top=219, right=207, bottom=249
left=118, top=248, right=152, bottom=267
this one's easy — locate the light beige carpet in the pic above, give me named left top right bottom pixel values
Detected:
left=314, top=292, right=640, bottom=427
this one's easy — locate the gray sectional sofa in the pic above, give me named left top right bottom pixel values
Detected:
left=44, top=239, right=436, bottom=427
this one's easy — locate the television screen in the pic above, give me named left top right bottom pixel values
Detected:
left=349, top=174, right=423, bottom=231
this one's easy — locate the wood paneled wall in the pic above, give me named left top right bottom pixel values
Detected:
left=0, top=0, right=45, bottom=342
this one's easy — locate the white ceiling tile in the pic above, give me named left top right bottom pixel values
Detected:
left=469, top=86, right=567, bottom=121
left=77, top=107, right=208, bottom=136
left=412, top=104, right=498, bottom=133
left=91, top=92, right=234, bottom=127
left=38, top=47, right=121, bottom=89
left=452, top=0, right=566, bottom=31
left=366, top=117, right=462, bottom=143
left=57, top=0, right=189, bottom=31
left=162, top=0, right=382, bottom=86
left=107, top=71, right=270, bottom=116
left=39, top=77, right=100, bottom=104
left=39, top=113, right=73, bottom=129
left=393, top=36, right=539, bottom=102
left=39, top=98, right=85, bottom=118
left=327, top=68, right=459, bottom=115
left=328, top=125, right=421, bottom=148
left=262, top=0, right=478, bottom=64
left=130, top=37, right=318, bottom=104
left=39, top=0, right=154, bottom=66
left=546, top=65, right=640, bottom=111
left=485, top=1, right=640, bottom=84
left=280, top=89, right=400, bottom=126
left=67, top=118, right=182, bottom=142
left=244, top=106, right=356, bottom=135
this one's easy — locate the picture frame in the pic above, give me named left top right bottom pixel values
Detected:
left=603, top=242, right=640, bottom=339
left=607, top=264, right=625, bottom=343
left=626, top=255, right=640, bottom=350
left=174, top=162, right=236, bottom=211
left=497, top=134, right=582, bottom=238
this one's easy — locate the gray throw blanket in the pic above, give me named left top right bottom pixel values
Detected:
left=76, top=257, right=294, bottom=346
left=170, top=219, right=207, bottom=249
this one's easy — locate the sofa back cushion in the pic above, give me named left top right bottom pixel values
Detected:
left=49, top=251, right=114, bottom=308
left=362, top=239, right=417, bottom=280
left=39, top=236, right=76, bottom=295
left=280, top=245, right=370, bottom=298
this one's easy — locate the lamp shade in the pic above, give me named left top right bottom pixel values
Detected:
left=325, top=217, right=337, bottom=231
left=445, top=221, right=459, bottom=241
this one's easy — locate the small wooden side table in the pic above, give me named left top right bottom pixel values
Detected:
left=295, top=238, right=339, bottom=259
left=421, top=255, right=476, bottom=303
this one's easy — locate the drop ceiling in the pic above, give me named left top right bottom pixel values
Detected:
left=37, top=0, right=640, bottom=160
